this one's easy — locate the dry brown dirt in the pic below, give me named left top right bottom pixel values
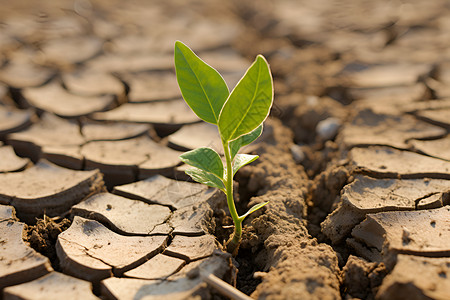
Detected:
left=0, top=0, right=450, bottom=299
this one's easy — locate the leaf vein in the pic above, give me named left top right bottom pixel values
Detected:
left=227, top=60, right=262, bottom=141
left=181, top=51, right=218, bottom=123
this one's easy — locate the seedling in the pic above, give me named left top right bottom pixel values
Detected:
left=174, top=41, right=273, bottom=255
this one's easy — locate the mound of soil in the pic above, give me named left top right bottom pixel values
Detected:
left=1, top=0, right=450, bottom=299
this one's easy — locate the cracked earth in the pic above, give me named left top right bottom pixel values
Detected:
left=0, top=0, right=450, bottom=299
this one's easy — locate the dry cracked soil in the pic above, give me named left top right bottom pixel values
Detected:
left=0, top=0, right=450, bottom=299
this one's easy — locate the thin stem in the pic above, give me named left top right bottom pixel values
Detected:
left=222, top=139, right=241, bottom=255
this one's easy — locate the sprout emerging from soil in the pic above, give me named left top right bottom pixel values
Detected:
left=174, top=41, right=274, bottom=255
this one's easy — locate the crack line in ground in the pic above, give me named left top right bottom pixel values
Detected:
left=414, top=192, right=441, bottom=209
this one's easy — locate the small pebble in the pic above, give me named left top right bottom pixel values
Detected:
left=401, top=226, right=412, bottom=244
left=306, top=95, right=319, bottom=106
left=316, top=117, right=341, bottom=141
left=253, top=271, right=267, bottom=279
left=290, top=144, right=305, bottom=164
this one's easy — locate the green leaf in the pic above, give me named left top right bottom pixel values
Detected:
left=232, top=154, right=258, bottom=176
left=218, top=55, right=273, bottom=142
left=185, top=167, right=224, bottom=190
left=239, top=201, right=269, bottom=221
left=174, top=41, right=229, bottom=124
left=230, top=124, right=263, bottom=159
left=179, top=147, right=224, bottom=179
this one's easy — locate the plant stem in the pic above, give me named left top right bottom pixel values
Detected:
left=222, top=140, right=241, bottom=256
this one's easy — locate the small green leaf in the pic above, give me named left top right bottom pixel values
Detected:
left=174, top=41, right=229, bottom=124
left=180, top=147, right=223, bottom=179
left=230, top=124, right=263, bottom=159
left=239, top=201, right=269, bottom=221
left=185, top=167, right=224, bottom=190
left=232, top=154, right=258, bottom=176
left=218, top=55, right=273, bottom=142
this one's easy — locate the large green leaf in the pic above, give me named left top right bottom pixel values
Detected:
left=179, top=147, right=223, bottom=179
left=232, top=154, right=258, bottom=176
left=174, top=41, right=229, bottom=124
left=185, top=167, right=224, bottom=190
left=218, top=55, right=273, bottom=142
left=239, top=201, right=269, bottom=221
left=230, top=124, right=263, bottom=159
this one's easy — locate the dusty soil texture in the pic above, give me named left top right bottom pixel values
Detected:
left=1, top=0, right=450, bottom=299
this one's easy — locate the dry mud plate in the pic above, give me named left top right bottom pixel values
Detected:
left=1, top=0, right=450, bottom=299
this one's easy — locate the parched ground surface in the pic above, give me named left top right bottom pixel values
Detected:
left=0, top=0, right=450, bottom=299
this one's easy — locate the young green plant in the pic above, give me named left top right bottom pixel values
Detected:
left=174, top=41, right=273, bottom=255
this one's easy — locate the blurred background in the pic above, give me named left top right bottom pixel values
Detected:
left=1, top=0, right=450, bottom=144
left=2, top=0, right=449, bottom=91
